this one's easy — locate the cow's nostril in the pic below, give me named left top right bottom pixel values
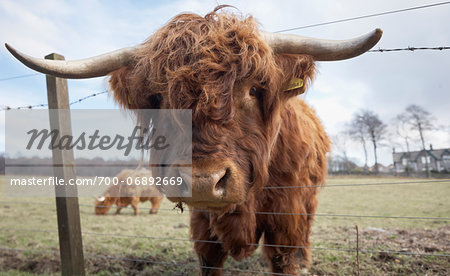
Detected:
left=214, top=168, right=230, bottom=196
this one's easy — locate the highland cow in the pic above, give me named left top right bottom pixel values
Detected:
left=94, top=168, right=163, bottom=216
left=6, top=6, right=382, bottom=275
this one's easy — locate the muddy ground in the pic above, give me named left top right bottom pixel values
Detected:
left=1, top=226, right=449, bottom=275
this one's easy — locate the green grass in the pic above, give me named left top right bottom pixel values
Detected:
left=316, top=176, right=450, bottom=228
left=0, top=175, right=449, bottom=275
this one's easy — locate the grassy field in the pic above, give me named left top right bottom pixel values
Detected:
left=0, top=175, right=449, bottom=275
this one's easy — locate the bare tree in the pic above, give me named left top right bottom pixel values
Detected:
left=348, top=116, right=369, bottom=170
left=327, top=153, right=358, bottom=174
left=352, top=110, right=386, bottom=174
left=390, top=114, right=414, bottom=175
left=392, top=114, right=412, bottom=153
left=331, top=132, right=352, bottom=174
left=401, top=104, right=435, bottom=177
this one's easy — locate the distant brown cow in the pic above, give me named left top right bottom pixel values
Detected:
left=6, top=6, right=382, bottom=275
left=94, top=168, right=163, bottom=215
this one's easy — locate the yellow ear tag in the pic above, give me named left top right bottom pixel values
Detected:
left=285, top=78, right=304, bottom=92
left=128, top=95, right=132, bottom=105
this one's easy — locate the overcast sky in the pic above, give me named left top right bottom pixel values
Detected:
left=0, top=0, right=449, bottom=166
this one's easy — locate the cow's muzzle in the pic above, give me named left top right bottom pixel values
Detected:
left=171, top=160, right=245, bottom=208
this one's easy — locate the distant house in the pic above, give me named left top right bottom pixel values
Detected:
left=368, top=163, right=393, bottom=173
left=393, top=147, right=450, bottom=173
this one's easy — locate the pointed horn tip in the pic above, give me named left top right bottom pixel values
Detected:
left=374, top=28, right=383, bottom=40
left=5, top=43, right=25, bottom=60
left=367, top=28, right=383, bottom=51
left=5, top=43, right=14, bottom=54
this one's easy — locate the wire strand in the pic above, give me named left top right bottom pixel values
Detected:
left=0, top=73, right=40, bottom=82
left=1, top=198, right=449, bottom=220
left=263, top=179, right=450, bottom=189
left=2, top=228, right=449, bottom=257
left=274, top=1, right=450, bottom=32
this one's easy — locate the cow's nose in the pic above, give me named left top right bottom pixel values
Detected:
left=171, top=162, right=244, bottom=207
left=194, top=168, right=229, bottom=198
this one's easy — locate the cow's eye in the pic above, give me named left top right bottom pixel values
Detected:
left=149, top=93, right=163, bottom=108
left=248, top=86, right=265, bottom=118
left=249, top=86, right=258, bottom=97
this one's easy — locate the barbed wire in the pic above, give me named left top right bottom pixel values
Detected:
left=0, top=102, right=48, bottom=111
left=369, top=46, right=450, bottom=52
left=69, top=90, right=108, bottom=105
left=274, top=1, right=450, bottom=32
left=1, top=228, right=449, bottom=257
left=1, top=197, right=449, bottom=221
left=0, top=90, right=108, bottom=111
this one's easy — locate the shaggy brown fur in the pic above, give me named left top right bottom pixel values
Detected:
left=94, top=168, right=163, bottom=216
left=108, top=7, right=330, bottom=275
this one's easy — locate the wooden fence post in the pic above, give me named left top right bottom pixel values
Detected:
left=45, top=53, right=85, bottom=275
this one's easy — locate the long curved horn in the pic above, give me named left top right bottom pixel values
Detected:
left=262, top=28, right=382, bottom=61
left=4, top=43, right=139, bottom=79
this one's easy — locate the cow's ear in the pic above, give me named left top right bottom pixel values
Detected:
left=275, top=54, right=315, bottom=99
left=109, top=66, right=134, bottom=109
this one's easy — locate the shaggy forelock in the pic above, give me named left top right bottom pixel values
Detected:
left=133, top=9, right=281, bottom=122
